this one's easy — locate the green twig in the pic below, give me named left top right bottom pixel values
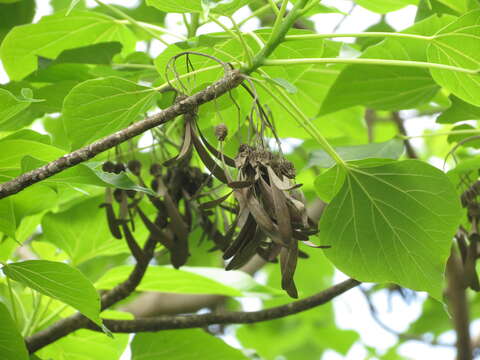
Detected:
left=263, top=58, right=479, bottom=74
left=6, top=276, right=18, bottom=325
left=285, top=32, right=433, bottom=41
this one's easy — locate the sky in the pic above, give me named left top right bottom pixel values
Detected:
left=0, top=1, right=474, bottom=359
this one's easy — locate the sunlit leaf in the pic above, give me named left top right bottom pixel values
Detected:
left=319, top=160, right=462, bottom=299
left=2, top=260, right=103, bottom=326
left=131, top=330, right=247, bottom=360
left=428, top=10, right=480, bottom=106
left=63, top=76, right=157, bottom=149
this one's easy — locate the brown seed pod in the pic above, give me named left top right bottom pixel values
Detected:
left=127, top=159, right=142, bottom=176
left=215, top=123, right=228, bottom=141
left=113, top=188, right=123, bottom=203
left=113, top=162, right=126, bottom=174
left=102, top=161, right=115, bottom=173
left=126, top=189, right=136, bottom=199
left=150, top=163, right=162, bottom=176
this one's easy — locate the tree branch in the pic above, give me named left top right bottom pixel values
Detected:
left=0, top=69, right=244, bottom=200
left=87, top=278, right=360, bottom=333
left=26, top=234, right=158, bottom=353
left=392, top=112, right=418, bottom=159
left=446, top=249, right=472, bottom=360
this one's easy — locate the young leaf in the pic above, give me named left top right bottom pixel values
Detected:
left=0, top=302, right=29, bottom=360
left=131, top=330, right=248, bottom=360
left=63, top=76, right=157, bottom=149
left=2, top=260, right=103, bottom=326
left=319, top=160, right=462, bottom=300
left=428, top=10, right=480, bottom=106
left=0, top=11, right=136, bottom=80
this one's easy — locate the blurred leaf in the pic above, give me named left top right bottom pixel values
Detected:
left=0, top=0, right=34, bottom=44
left=146, top=0, right=249, bottom=15
left=131, top=330, right=247, bottom=360
left=355, top=0, right=419, bottom=13
left=95, top=265, right=275, bottom=297
left=42, top=197, right=127, bottom=265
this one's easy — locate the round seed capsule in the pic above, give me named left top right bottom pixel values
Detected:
left=113, top=162, right=126, bottom=174
left=127, top=159, right=142, bottom=176
left=102, top=161, right=115, bottom=173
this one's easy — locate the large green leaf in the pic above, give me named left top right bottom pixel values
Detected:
left=0, top=302, right=29, bottom=360
left=436, top=0, right=479, bottom=13
left=0, top=11, right=136, bottom=80
left=0, top=89, right=32, bottom=125
left=2, top=260, right=102, bottom=326
left=42, top=197, right=127, bottom=265
left=146, top=0, right=249, bottom=15
left=320, top=16, right=453, bottom=114
left=131, top=330, right=247, bottom=360
left=0, top=198, right=16, bottom=237
left=318, top=160, right=462, bottom=299
left=63, top=76, right=157, bottom=149
left=355, top=0, right=418, bottom=13
left=428, top=10, right=480, bottom=106
left=95, top=265, right=274, bottom=297
left=437, top=96, right=480, bottom=123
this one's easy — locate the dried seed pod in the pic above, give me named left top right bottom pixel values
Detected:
left=215, top=123, right=228, bottom=141
left=113, top=188, right=123, bottom=203
left=113, top=162, right=126, bottom=174
left=126, top=189, right=136, bottom=199
left=150, top=163, right=162, bottom=176
left=102, top=161, right=115, bottom=173
left=127, top=159, right=142, bottom=176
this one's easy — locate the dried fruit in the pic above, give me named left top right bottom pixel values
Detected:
left=127, top=159, right=142, bottom=176
left=102, top=161, right=115, bottom=173
left=215, top=123, right=228, bottom=141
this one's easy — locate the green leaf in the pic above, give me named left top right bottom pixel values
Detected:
left=319, top=160, right=462, bottom=299
left=0, top=198, right=16, bottom=237
left=355, top=0, right=419, bottom=13
left=0, top=89, right=32, bottom=126
left=309, top=139, right=404, bottom=168
left=436, top=0, right=479, bottom=13
left=437, top=96, right=480, bottom=123
left=63, top=76, right=157, bottom=149
left=315, top=165, right=347, bottom=203
left=265, top=77, right=298, bottom=94
left=0, top=10, right=136, bottom=80
left=37, top=328, right=129, bottom=360
left=428, top=10, right=480, bottom=106
left=48, top=42, right=122, bottom=65
left=0, top=0, right=34, bottom=44
left=0, top=139, right=64, bottom=172
left=42, top=197, right=128, bottom=265
left=146, top=0, right=249, bottom=15
left=0, top=302, right=29, bottom=360
left=2, top=260, right=102, bottom=326
left=95, top=265, right=275, bottom=297
left=131, top=330, right=248, bottom=360
left=320, top=16, right=452, bottom=114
